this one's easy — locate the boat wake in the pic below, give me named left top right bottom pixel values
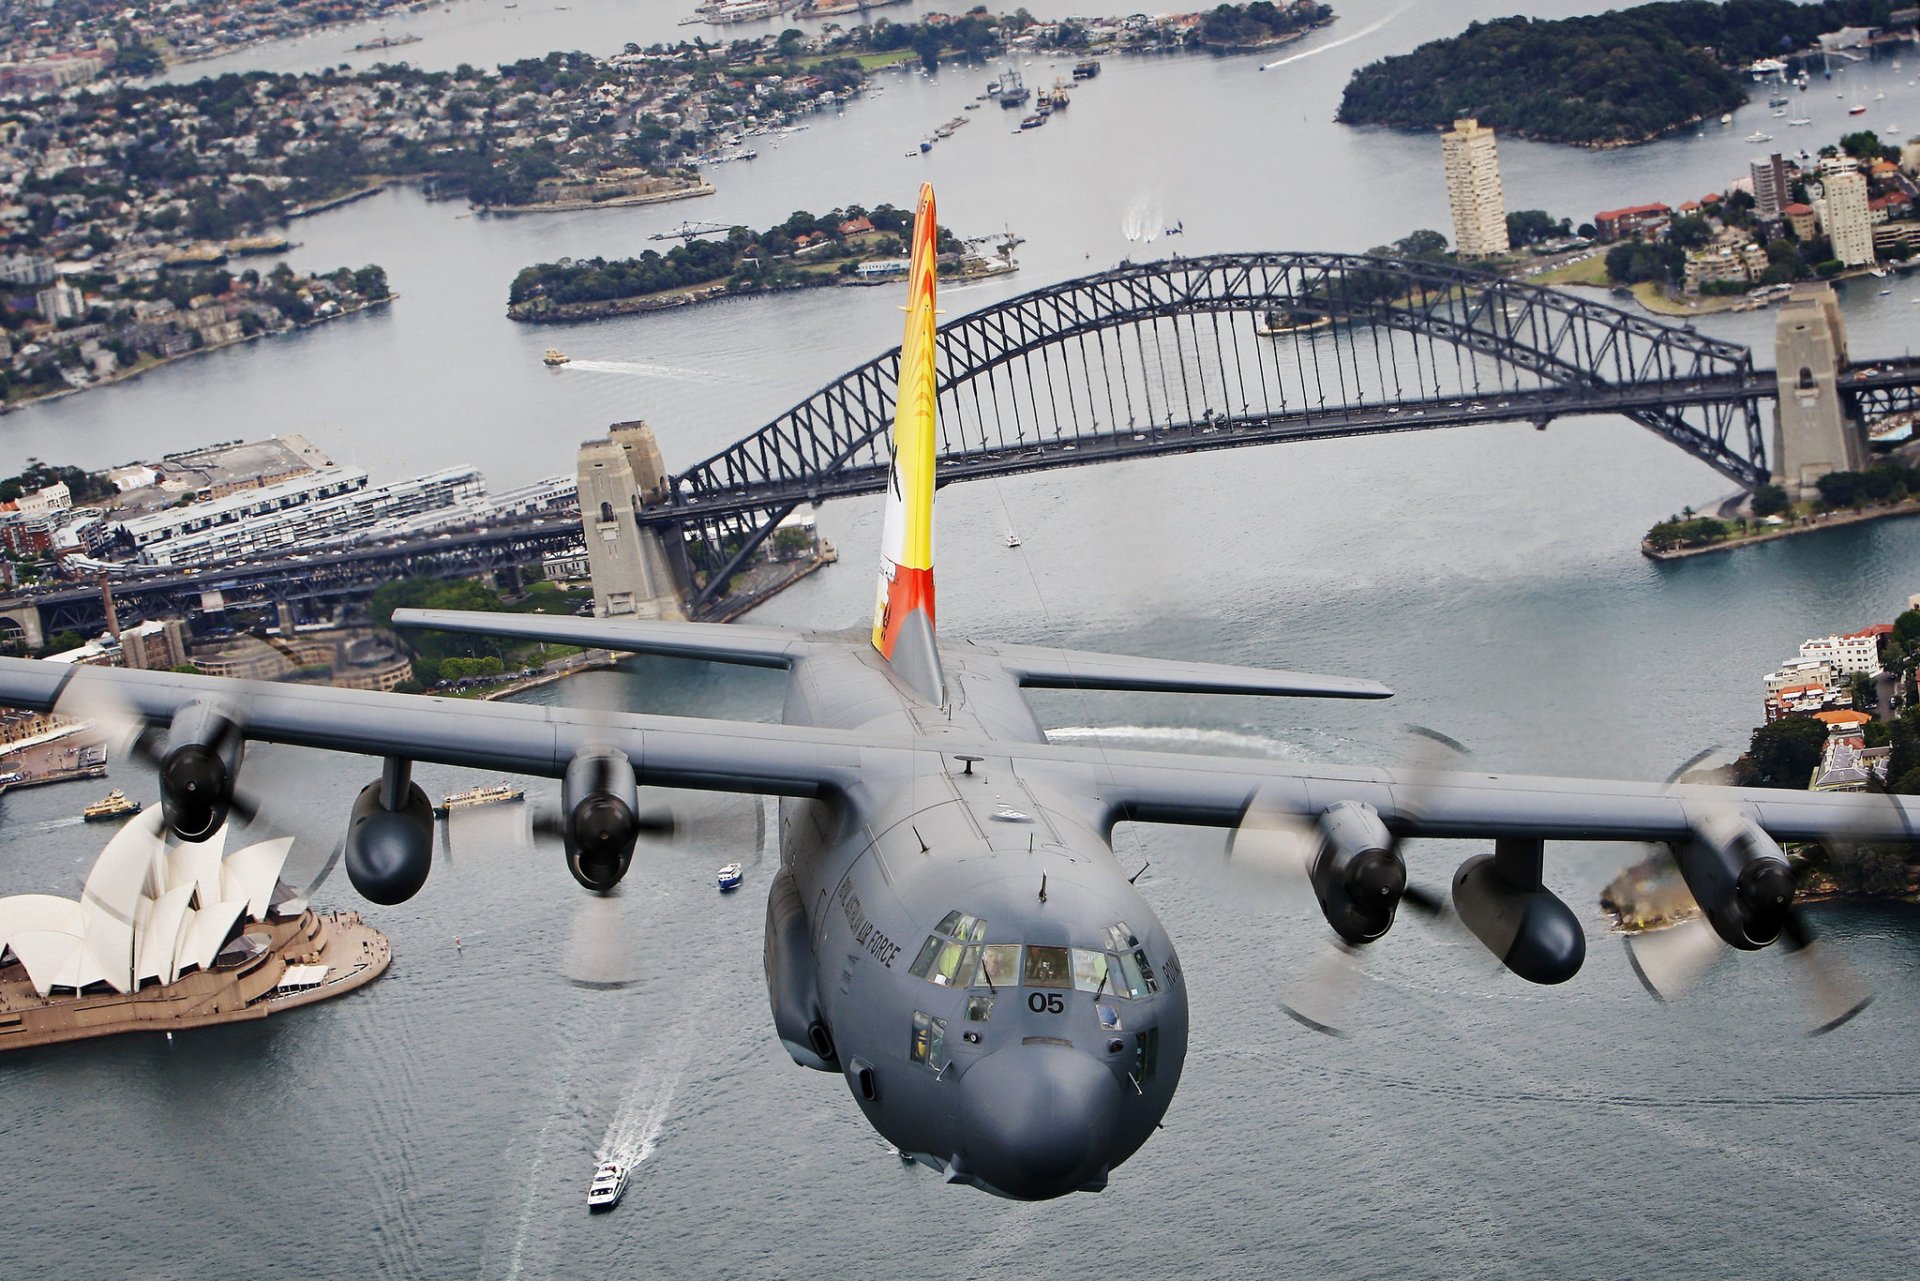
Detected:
left=1121, top=194, right=1165, bottom=244
left=1260, top=0, right=1411, bottom=71
left=596, top=1050, right=684, bottom=1169
left=562, top=358, right=756, bottom=384
left=12, top=816, right=87, bottom=836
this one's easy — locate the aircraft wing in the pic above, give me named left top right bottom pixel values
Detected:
left=2, top=656, right=1914, bottom=846
left=0, top=658, right=862, bottom=798
left=1075, top=750, right=1920, bottom=846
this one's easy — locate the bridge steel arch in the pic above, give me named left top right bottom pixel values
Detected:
left=665, top=253, right=1766, bottom=605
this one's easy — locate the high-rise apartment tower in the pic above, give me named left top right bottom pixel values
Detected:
left=1441, top=117, right=1510, bottom=259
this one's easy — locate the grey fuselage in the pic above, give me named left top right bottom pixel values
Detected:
left=764, top=637, right=1190, bottom=1200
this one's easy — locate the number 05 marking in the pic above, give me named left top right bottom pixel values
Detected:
left=1027, top=992, right=1065, bottom=1014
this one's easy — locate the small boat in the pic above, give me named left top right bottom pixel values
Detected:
left=433, top=781, right=527, bottom=817
left=717, top=863, right=744, bottom=891
left=1019, top=114, right=1045, bottom=130
left=1789, top=116, right=1813, bottom=126
left=1850, top=104, right=1867, bottom=115
left=587, top=1161, right=629, bottom=1213
left=1745, top=131, right=1773, bottom=142
left=1719, top=113, right=1733, bottom=124
left=543, top=348, right=570, bottom=366
left=919, top=138, right=931, bottom=153
left=83, top=790, right=140, bottom=822
left=1004, top=532, right=1022, bottom=548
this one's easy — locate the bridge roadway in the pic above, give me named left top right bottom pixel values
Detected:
left=3, top=513, right=584, bottom=637
left=644, top=359, right=1920, bottom=524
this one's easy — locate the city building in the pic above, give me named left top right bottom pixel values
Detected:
left=1783, top=202, right=1818, bottom=240
left=1800, top=627, right=1886, bottom=676
left=1811, top=724, right=1891, bottom=792
left=1441, top=118, right=1510, bottom=259
left=118, top=467, right=369, bottom=553
left=1683, top=239, right=1769, bottom=294
left=119, top=618, right=190, bottom=672
left=1593, top=203, right=1672, bottom=244
left=1750, top=152, right=1792, bottom=220
left=1822, top=169, right=1875, bottom=267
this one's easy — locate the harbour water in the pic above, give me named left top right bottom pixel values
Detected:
left=5, top=4, right=1920, bottom=1276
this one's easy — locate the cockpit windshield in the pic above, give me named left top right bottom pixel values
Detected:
left=908, top=913, right=1155, bottom=999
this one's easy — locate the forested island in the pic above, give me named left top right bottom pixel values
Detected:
left=1337, top=0, right=1902, bottom=147
left=1193, top=2, right=1334, bottom=53
left=506, top=206, right=1013, bottom=323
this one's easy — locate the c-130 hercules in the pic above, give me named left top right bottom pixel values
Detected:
left=3, top=184, right=1916, bottom=1200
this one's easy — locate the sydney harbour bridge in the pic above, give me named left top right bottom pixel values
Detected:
left=653, top=251, right=1920, bottom=609
left=8, top=251, right=1920, bottom=636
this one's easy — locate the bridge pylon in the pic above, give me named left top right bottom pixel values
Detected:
left=1772, top=283, right=1866, bottom=500
left=576, top=422, right=687, bottom=621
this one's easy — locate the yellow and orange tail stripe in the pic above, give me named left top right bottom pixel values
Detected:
left=871, top=183, right=940, bottom=662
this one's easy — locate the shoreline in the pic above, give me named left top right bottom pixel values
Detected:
left=1643, top=499, right=1920, bottom=560
left=511, top=258, right=1015, bottom=324
left=0, top=295, right=395, bottom=417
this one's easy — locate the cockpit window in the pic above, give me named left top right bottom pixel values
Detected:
left=976, top=944, right=1020, bottom=989
left=910, top=1010, right=949, bottom=1071
left=930, top=941, right=978, bottom=987
left=1071, top=949, right=1109, bottom=994
left=1115, top=950, right=1151, bottom=999
left=912, top=912, right=992, bottom=983
left=1106, top=923, right=1139, bottom=951
left=1023, top=945, right=1072, bottom=989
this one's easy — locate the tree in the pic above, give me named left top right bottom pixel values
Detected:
left=1668, top=214, right=1713, bottom=250
left=1737, top=716, right=1826, bottom=790
left=1506, top=209, right=1571, bottom=247
left=1750, top=483, right=1790, bottom=517
left=1839, top=130, right=1882, bottom=160
left=1393, top=229, right=1448, bottom=260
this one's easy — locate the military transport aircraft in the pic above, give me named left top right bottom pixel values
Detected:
left=2, top=184, right=1917, bottom=1201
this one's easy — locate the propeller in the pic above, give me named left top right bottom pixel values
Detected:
left=55, top=673, right=344, bottom=905
left=1228, top=724, right=1469, bottom=1036
left=1619, top=746, right=1877, bottom=1035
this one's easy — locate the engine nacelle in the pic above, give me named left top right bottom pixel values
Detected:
left=1672, top=811, right=1793, bottom=950
left=159, top=701, right=243, bottom=842
left=562, top=749, right=641, bottom=893
left=1310, top=800, right=1407, bottom=945
left=344, top=779, right=435, bottom=905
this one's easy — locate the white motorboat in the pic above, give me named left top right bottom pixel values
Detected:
left=588, top=1161, right=629, bottom=1212
left=717, top=862, right=744, bottom=891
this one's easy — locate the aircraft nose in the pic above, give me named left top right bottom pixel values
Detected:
left=958, top=1045, right=1119, bottom=1199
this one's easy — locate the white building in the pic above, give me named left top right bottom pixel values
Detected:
left=118, top=467, right=369, bottom=552
left=1441, top=118, right=1510, bottom=259
left=1800, top=629, right=1882, bottom=675
left=1823, top=169, right=1875, bottom=267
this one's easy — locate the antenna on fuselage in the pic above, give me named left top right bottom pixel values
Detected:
left=1038, top=873, right=1048, bottom=903
left=1129, top=860, right=1150, bottom=885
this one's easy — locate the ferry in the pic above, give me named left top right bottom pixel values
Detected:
left=433, top=781, right=526, bottom=817
left=717, top=863, right=744, bottom=891
left=587, top=1161, right=629, bottom=1212
left=82, top=790, right=140, bottom=822
left=543, top=348, right=570, bottom=366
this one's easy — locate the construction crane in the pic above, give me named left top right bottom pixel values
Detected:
left=648, top=220, right=737, bottom=243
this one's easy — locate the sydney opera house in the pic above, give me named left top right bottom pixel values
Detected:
left=0, top=809, right=389, bottom=1050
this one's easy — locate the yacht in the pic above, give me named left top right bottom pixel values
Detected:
left=1745, top=131, right=1773, bottom=142
left=717, top=863, right=744, bottom=891
left=587, top=1161, right=629, bottom=1213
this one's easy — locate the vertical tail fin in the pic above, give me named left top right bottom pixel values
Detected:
left=870, top=182, right=945, bottom=705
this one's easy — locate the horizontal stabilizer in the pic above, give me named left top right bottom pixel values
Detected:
left=985, top=643, right=1392, bottom=700
left=392, top=608, right=808, bottom=669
